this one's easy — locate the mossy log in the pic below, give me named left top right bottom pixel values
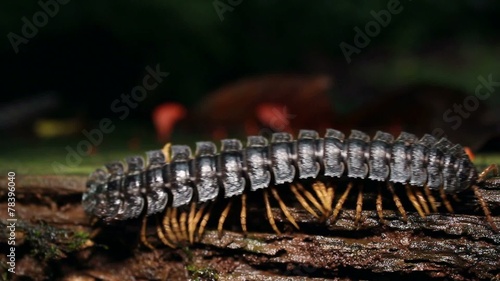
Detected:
left=1, top=175, right=499, bottom=281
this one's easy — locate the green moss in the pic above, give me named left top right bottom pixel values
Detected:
left=67, top=231, right=91, bottom=251
left=24, top=222, right=91, bottom=260
left=186, top=265, right=219, bottom=281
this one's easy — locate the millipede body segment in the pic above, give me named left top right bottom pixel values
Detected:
left=82, top=129, right=499, bottom=248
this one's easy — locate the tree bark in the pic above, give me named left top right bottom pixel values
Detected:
left=1, top=175, right=499, bottom=281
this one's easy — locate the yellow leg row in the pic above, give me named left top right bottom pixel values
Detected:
left=140, top=164, right=499, bottom=248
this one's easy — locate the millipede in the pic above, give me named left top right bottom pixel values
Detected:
left=82, top=129, right=500, bottom=249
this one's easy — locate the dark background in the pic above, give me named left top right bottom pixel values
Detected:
left=0, top=0, right=499, bottom=174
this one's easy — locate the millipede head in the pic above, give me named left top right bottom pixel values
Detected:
left=86, top=168, right=108, bottom=190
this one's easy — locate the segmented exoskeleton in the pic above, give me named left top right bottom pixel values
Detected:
left=82, top=129, right=499, bottom=248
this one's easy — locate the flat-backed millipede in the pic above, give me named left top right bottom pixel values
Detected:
left=82, top=129, right=499, bottom=249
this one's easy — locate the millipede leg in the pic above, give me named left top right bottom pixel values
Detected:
left=290, top=184, right=320, bottom=219
left=354, top=184, right=364, bottom=224
left=331, top=182, right=353, bottom=222
left=179, top=210, right=188, bottom=242
left=473, top=164, right=499, bottom=232
left=163, top=208, right=177, bottom=243
left=264, top=190, right=281, bottom=235
left=170, top=208, right=182, bottom=242
left=326, top=183, right=335, bottom=217
left=191, top=203, right=206, bottom=242
left=197, top=204, right=213, bottom=240
left=412, top=186, right=430, bottom=215
left=296, top=183, right=325, bottom=215
left=319, top=182, right=329, bottom=203
left=188, top=201, right=197, bottom=244
left=270, top=186, right=299, bottom=229
left=241, top=193, right=247, bottom=234
left=162, top=143, right=172, bottom=162
left=424, top=185, right=438, bottom=213
left=140, top=214, right=155, bottom=250
left=471, top=185, right=498, bottom=232
left=156, top=216, right=176, bottom=248
left=376, top=184, right=387, bottom=224
left=312, top=182, right=329, bottom=217
left=311, top=182, right=324, bottom=204
left=312, top=181, right=332, bottom=218
left=477, top=164, right=499, bottom=182
left=387, top=182, right=407, bottom=222
left=439, top=187, right=454, bottom=213
left=405, top=184, right=425, bottom=217
left=218, top=200, right=233, bottom=238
